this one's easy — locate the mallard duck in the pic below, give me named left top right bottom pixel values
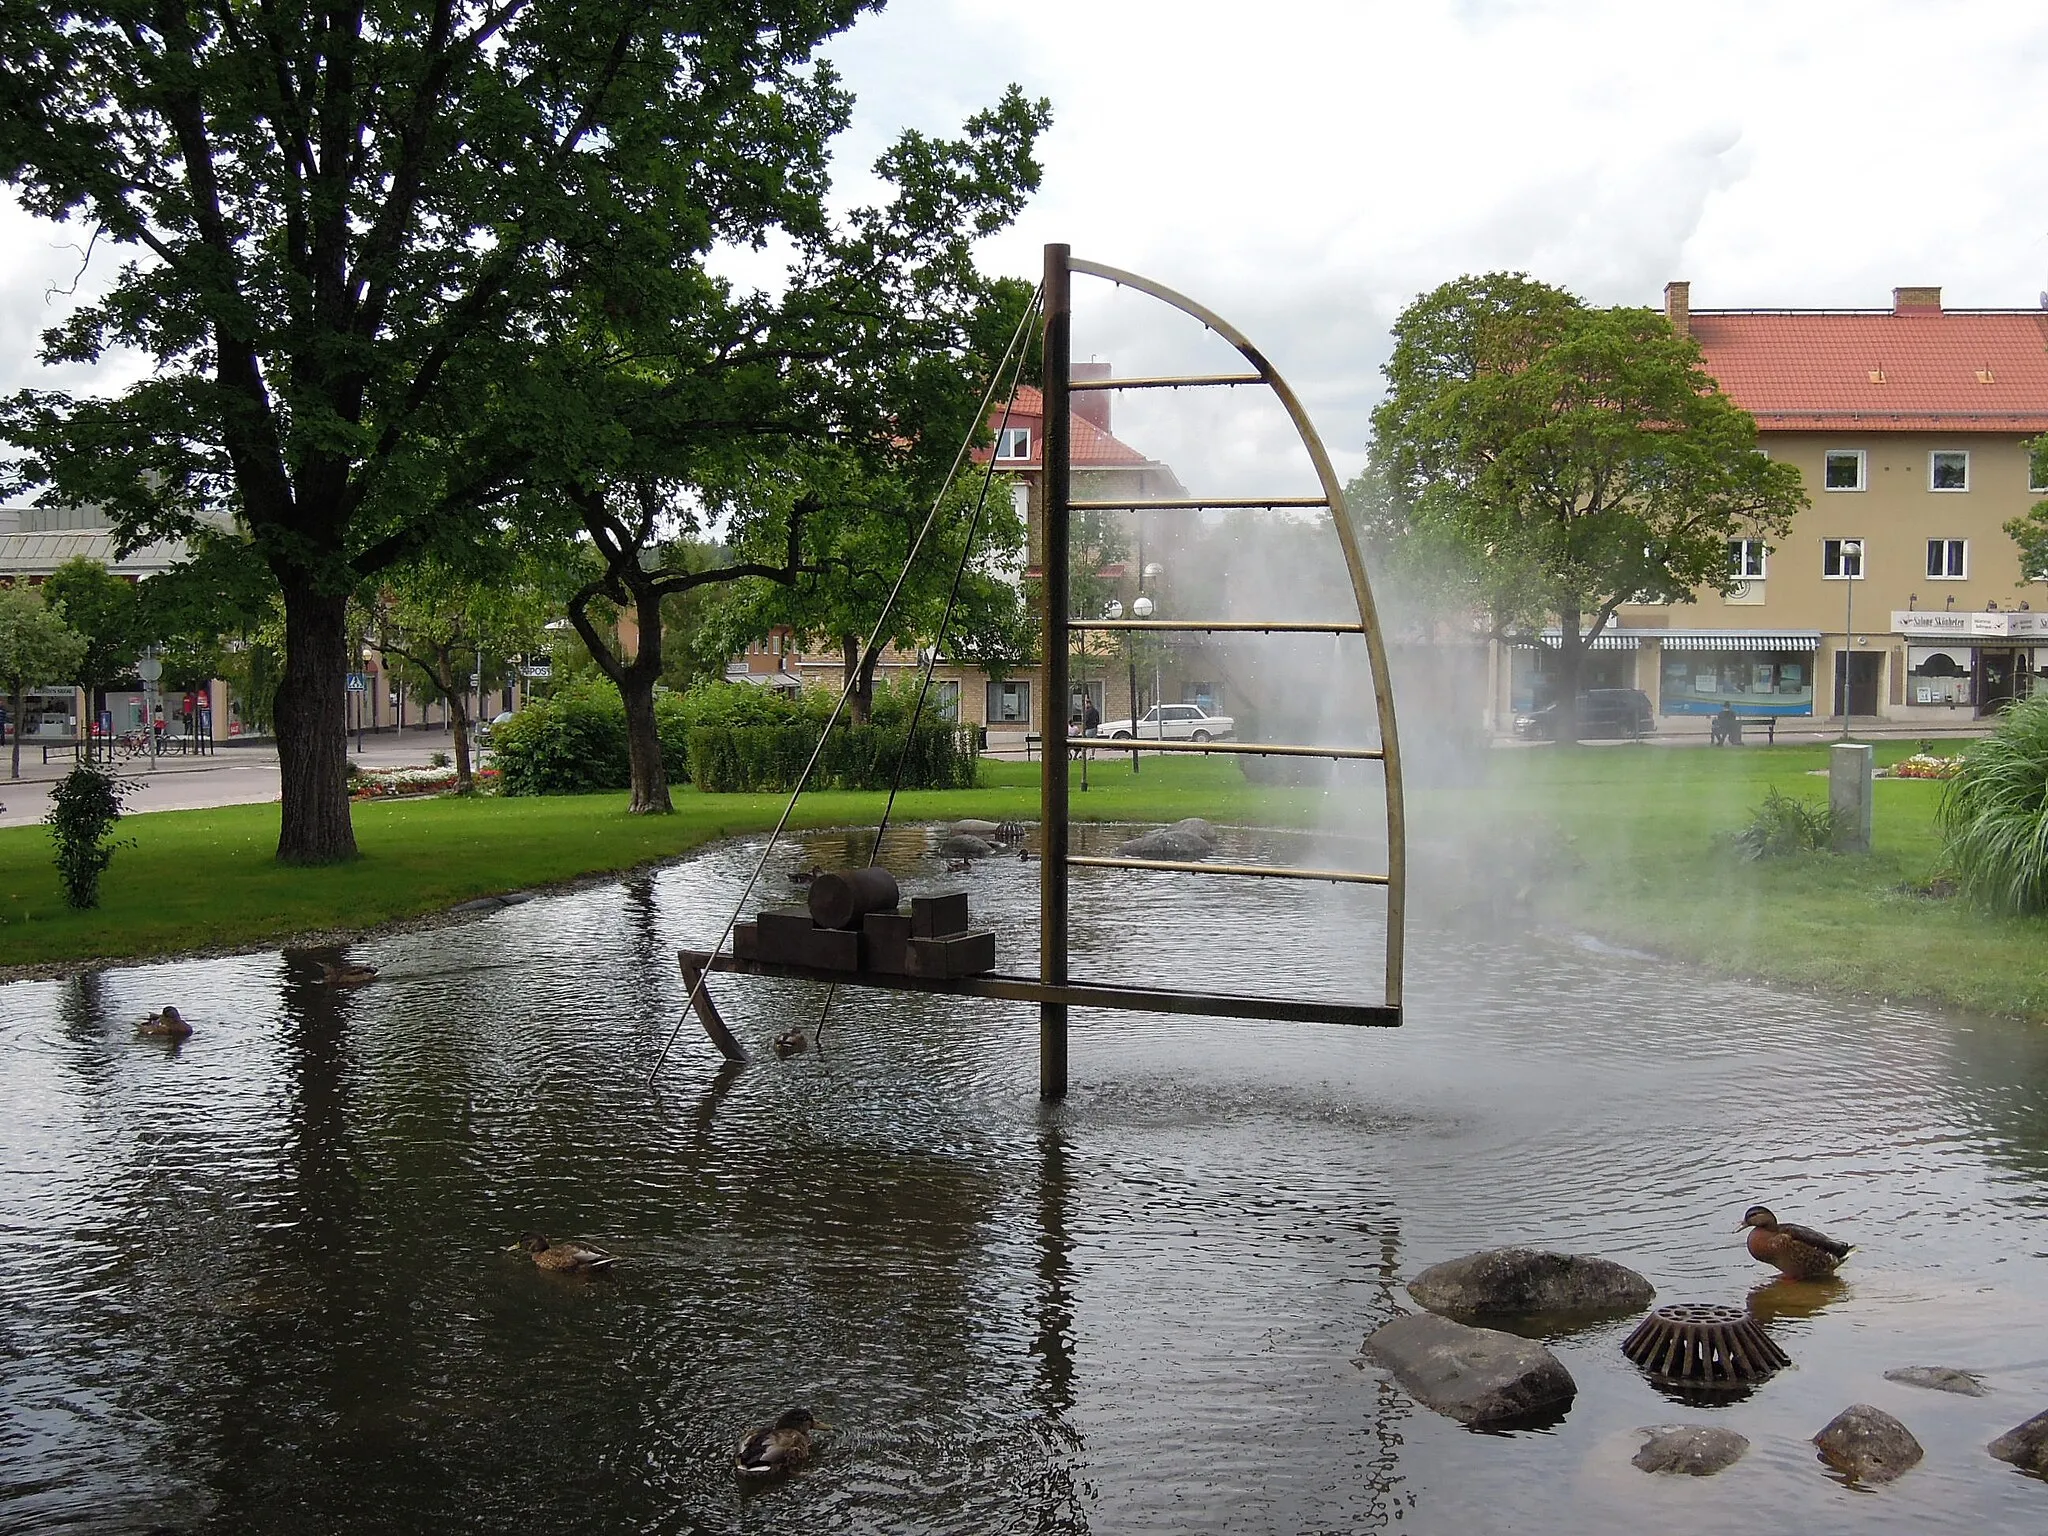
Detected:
left=772, top=1029, right=808, bottom=1059
left=136, top=1006, right=192, bottom=1039
left=322, top=961, right=378, bottom=988
left=1738, top=1205, right=1853, bottom=1279
left=788, top=864, right=822, bottom=886
left=736, top=1407, right=824, bottom=1478
left=945, top=858, right=973, bottom=873
left=511, top=1232, right=617, bottom=1273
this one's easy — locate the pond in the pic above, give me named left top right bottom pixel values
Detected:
left=4, top=823, right=2046, bottom=1533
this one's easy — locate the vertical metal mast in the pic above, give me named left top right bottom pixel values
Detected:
left=1039, top=244, right=1072, bottom=1102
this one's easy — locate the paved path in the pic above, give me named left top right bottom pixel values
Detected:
left=0, top=732, right=474, bottom=829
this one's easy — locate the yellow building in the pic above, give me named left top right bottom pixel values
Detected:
left=1510, top=284, right=2048, bottom=731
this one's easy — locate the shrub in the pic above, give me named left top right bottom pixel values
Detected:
left=1732, top=787, right=1841, bottom=861
left=44, top=762, right=132, bottom=908
left=1939, top=699, right=2048, bottom=912
left=685, top=722, right=979, bottom=793
left=491, top=681, right=633, bottom=795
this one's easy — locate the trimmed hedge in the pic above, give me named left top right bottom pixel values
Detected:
left=686, top=722, right=979, bottom=793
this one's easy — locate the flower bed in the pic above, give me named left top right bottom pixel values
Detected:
left=1888, top=752, right=1963, bottom=781
left=350, top=766, right=500, bottom=801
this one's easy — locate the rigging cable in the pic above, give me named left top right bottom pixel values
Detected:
left=648, top=285, right=1044, bottom=1085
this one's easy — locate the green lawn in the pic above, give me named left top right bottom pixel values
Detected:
left=0, top=757, right=1317, bottom=970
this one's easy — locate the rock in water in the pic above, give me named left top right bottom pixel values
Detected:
left=949, top=819, right=1003, bottom=838
left=1989, top=1409, right=2048, bottom=1473
left=937, top=833, right=994, bottom=859
left=1167, top=817, right=1219, bottom=845
left=1116, top=827, right=1216, bottom=860
left=1407, top=1248, right=1655, bottom=1320
left=1632, top=1424, right=1749, bottom=1476
left=1884, top=1366, right=1988, bottom=1397
left=1813, top=1404, right=1923, bottom=1484
left=1361, top=1313, right=1576, bottom=1427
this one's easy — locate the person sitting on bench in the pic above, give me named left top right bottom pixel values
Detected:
left=1710, top=702, right=1743, bottom=746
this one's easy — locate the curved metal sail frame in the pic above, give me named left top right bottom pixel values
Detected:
left=1035, top=245, right=1406, bottom=1098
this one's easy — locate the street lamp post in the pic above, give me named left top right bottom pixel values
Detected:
left=1841, top=538, right=1863, bottom=740
left=1132, top=594, right=1156, bottom=768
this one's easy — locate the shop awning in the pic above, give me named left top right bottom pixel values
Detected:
left=1514, top=629, right=1640, bottom=651
left=1650, top=631, right=1822, bottom=653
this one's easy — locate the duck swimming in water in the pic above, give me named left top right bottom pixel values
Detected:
left=736, top=1408, right=823, bottom=1478
left=511, top=1233, right=617, bottom=1273
left=321, top=961, right=379, bottom=988
left=136, top=1006, right=192, bottom=1039
left=773, top=1029, right=808, bottom=1059
left=1738, top=1205, right=1853, bottom=1279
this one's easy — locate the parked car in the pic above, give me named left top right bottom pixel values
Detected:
left=1094, top=703, right=1235, bottom=742
left=476, top=709, right=516, bottom=744
left=1514, top=689, right=1654, bottom=740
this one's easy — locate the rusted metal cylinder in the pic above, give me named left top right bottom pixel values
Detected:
left=807, top=867, right=900, bottom=930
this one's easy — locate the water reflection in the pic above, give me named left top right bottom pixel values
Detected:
left=2, top=825, right=2047, bottom=1532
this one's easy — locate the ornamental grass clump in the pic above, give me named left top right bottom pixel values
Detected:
left=44, top=762, right=132, bottom=908
left=1938, top=699, right=2048, bottom=913
left=1732, top=787, right=1841, bottom=861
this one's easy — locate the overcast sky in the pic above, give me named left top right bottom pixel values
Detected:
left=5, top=0, right=2046, bottom=497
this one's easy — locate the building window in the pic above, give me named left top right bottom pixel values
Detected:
left=1926, top=539, right=1967, bottom=579
left=1728, top=539, right=1768, bottom=579
left=1822, top=538, right=1865, bottom=579
left=994, top=427, right=1031, bottom=460
left=986, top=679, right=1030, bottom=723
left=1823, top=450, right=1865, bottom=491
left=1931, top=450, right=1969, bottom=491
left=2030, top=441, right=2048, bottom=494
left=932, top=679, right=960, bottom=722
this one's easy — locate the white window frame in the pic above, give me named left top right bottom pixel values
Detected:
left=1930, top=450, right=1970, bottom=492
left=985, top=678, right=1030, bottom=723
left=1926, top=538, right=1968, bottom=580
left=1822, top=538, right=1866, bottom=580
left=1823, top=449, right=1866, bottom=492
left=1728, top=538, right=1767, bottom=579
left=994, top=426, right=1031, bottom=461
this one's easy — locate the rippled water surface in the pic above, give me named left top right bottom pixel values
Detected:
left=5, top=824, right=2048, bottom=1534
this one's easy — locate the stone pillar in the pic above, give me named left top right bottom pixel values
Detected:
left=1830, top=742, right=1873, bottom=853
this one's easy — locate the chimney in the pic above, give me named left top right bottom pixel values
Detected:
left=1663, top=281, right=1690, bottom=337
left=1893, top=285, right=1942, bottom=314
left=1070, top=360, right=1112, bottom=432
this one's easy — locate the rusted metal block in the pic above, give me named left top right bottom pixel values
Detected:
left=794, top=924, right=860, bottom=971
left=862, top=909, right=913, bottom=974
left=809, top=867, right=900, bottom=929
left=755, top=907, right=822, bottom=966
left=731, top=920, right=760, bottom=961
left=911, top=891, right=970, bottom=939
left=905, top=928, right=997, bottom=978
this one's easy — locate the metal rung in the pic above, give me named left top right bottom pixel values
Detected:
left=1070, top=619, right=1365, bottom=634
left=1070, top=496, right=1329, bottom=511
left=1073, top=739, right=1381, bottom=760
left=1069, top=372, right=1266, bottom=390
left=1068, top=856, right=1389, bottom=886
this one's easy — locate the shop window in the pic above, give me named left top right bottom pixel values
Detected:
left=1926, top=539, right=1967, bottom=579
left=985, top=679, right=1030, bottom=723
left=1822, top=538, right=1865, bottom=579
left=1824, top=450, right=1865, bottom=491
left=1728, top=539, right=1767, bottom=578
left=1931, top=451, right=1969, bottom=491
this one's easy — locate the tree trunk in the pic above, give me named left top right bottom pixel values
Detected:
left=841, top=634, right=880, bottom=723
left=273, top=583, right=359, bottom=863
left=1554, top=601, right=1584, bottom=745
left=431, top=648, right=474, bottom=793
left=623, top=586, right=672, bottom=815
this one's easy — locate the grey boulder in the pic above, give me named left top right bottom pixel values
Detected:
left=1116, top=827, right=1214, bottom=860
left=1884, top=1366, right=1988, bottom=1397
left=1407, top=1248, right=1654, bottom=1320
left=937, top=833, right=994, bottom=858
left=1632, top=1424, right=1749, bottom=1477
left=1989, top=1409, right=2048, bottom=1473
left=1813, top=1404, right=1923, bottom=1484
left=1361, top=1312, right=1576, bottom=1427
left=949, top=819, right=1004, bottom=838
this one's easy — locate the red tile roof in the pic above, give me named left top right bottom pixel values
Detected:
left=979, top=386, right=1151, bottom=468
left=1690, top=310, right=2048, bottom=432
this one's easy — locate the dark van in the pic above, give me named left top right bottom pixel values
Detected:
left=1513, top=689, right=1655, bottom=740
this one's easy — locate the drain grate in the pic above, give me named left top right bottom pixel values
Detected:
left=1623, top=1302, right=1789, bottom=1386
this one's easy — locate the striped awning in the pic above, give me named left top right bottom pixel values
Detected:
left=1514, top=629, right=1640, bottom=651
left=1652, top=631, right=1822, bottom=653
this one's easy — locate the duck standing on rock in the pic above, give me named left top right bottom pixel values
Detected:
left=136, top=1006, right=192, bottom=1039
left=736, top=1408, right=824, bottom=1478
left=1738, top=1204, right=1853, bottom=1278
left=512, top=1233, right=617, bottom=1273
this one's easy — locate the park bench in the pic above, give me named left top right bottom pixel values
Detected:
left=1736, top=716, right=1780, bottom=744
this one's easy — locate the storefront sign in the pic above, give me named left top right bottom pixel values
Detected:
left=1893, top=610, right=2048, bottom=638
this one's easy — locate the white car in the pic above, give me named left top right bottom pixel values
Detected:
left=1095, top=703, right=1235, bottom=742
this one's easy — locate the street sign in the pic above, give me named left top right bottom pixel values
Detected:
left=136, top=658, right=163, bottom=682
left=346, top=673, right=369, bottom=692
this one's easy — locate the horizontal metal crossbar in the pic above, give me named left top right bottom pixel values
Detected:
left=1071, top=738, right=1383, bottom=760
left=679, top=950, right=1400, bottom=1027
left=1070, top=496, right=1329, bottom=511
left=1069, top=619, right=1366, bottom=634
left=1067, top=856, right=1390, bottom=886
left=1068, top=372, right=1266, bottom=390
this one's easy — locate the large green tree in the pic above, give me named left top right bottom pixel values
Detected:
left=1371, top=272, right=1807, bottom=741
left=0, top=585, right=87, bottom=780
left=2001, top=435, right=2048, bottom=580
left=0, top=0, right=1041, bottom=859
left=40, top=557, right=143, bottom=755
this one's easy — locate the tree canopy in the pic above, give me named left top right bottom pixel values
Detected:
left=0, top=0, right=1045, bottom=855
left=1370, top=271, right=1806, bottom=738
left=0, top=585, right=87, bottom=780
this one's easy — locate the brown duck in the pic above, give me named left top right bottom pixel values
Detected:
left=511, top=1233, right=617, bottom=1273
left=1738, top=1204, right=1853, bottom=1279
left=322, top=961, right=379, bottom=989
left=736, top=1408, right=824, bottom=1478
left=136, top=1006, right=193, bottom=1039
